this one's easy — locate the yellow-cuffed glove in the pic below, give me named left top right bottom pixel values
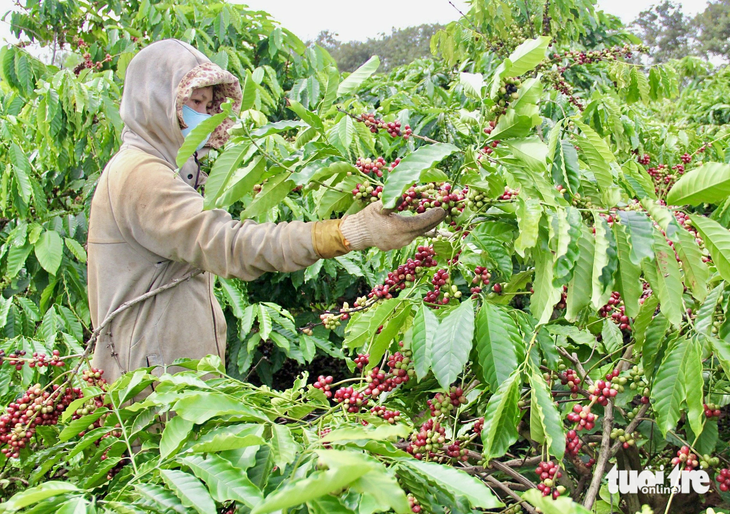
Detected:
left=339, top=200, right=446, bottom=252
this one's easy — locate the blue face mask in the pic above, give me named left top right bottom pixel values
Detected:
left=181, top=104, right=212, bottom=152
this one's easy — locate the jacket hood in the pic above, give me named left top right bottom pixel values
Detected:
left=119, top=39, right=242, bottom=170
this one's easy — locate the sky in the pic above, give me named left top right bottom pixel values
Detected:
left=0, top=0, right=710, bottom=47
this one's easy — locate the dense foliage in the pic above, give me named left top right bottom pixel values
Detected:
left=0, top=0, right=728, bottom=513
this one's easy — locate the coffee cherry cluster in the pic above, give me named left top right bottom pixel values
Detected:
left=671, top=446, right=699, bottom=470
left=473, top=417, right=484, bottom=435
left=535, top=461, right=565, bottom=499
left=428, top=386, right=467, bottom=417
left=499, top=187, right=519, bottom=200
left=364, top=351, right=414, bottom=397
left=370, top=405, right=401, bottom=423
left=588, top=378, right=619, bottom=406
left=504, top=503, right=523, bottom=514
left=355, top=113, right=412, bottom=139
left=611, top=428, right=636, bottom=449
left=356, top=156, right=387, bottom=177
left=406, top=418, right=446, bottom=459
left=333, top=386, right=369, bottom=413
left=444, top=439, right=469, bottom=462
left=478, top=140, right=500, bottom=159
left=566, top=429, right=583, bottom=456
left=408, top=494, right=422, bottom=513
left=81, top=367, right=107, bottom=388
left=354, top=353, right=369, bottom=369
left=73, top=51, right=113, bottom=75
left=425, top=269, right=459, bottom=307
left=320, top=302, right=352, bottom=329
left=492, top=78, right=522, bottom=116
left=0, top=349, right=65, bottom=370
left=538, top=45, right=645, bottom=110
left=559, top=368, right=581, bottom=394
left=605, top=368, right=627, bottom=393
left=638, top=154, right=651, bottom=166
left=398, top=182, right=466, bottom=222
left=352, top=183, right=383, bottom=203
left=367, top=246, right=438, bottom=302
left=628, top=366, right=649, bottom=395
left=0, top=384, right=81, bottom=459
left=704, top=403, right=722, bottom=419
left=466, top=188, right=489, bottom=212
left=567, top=403, right=597, bottom=431
left=716, top=469, right=730, bottom=492
left=598, top=292, right=632, bottom=331
left=313, top=375, right=334, bottom=398
left=699, top=454, right=720, bottom=470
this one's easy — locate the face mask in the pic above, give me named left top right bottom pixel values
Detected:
left=181, top=104, right=212, bottom=152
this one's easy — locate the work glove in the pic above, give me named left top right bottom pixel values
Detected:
left=339, top=200, right=446, bottom=252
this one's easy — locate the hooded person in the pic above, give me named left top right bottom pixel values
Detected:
left=87, top=39, right=445, bottom=383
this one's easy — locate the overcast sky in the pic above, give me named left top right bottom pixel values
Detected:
left=0, top=0, right=709, bottom=46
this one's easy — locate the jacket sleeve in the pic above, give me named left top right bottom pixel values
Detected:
left=109, top=156, right=342, bottom=281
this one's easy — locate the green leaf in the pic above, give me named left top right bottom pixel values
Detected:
left=566, top=225, right=595, bottom=321
left=59, top=408, right=109, bottom=442
left=9, top=143, right=32, bottom=203
left=270, top=424, right=299, bottom=470
left=651, top=337, right=693, bottom=436
left=337, top=55, right=380, bottom=97
left=431, top=299, right=475, bottom=388
left=159, top=469, right=216, bottom=514
left=250, top=120, right=308, bottom=138
left=173, top=392, right=267, bottom=424
left=643, top=233, right=683, bottom=327
left=3, top=482, right=80, bottom=510
left=617, top=211, right=655, bottom=265
left=633, top=295, right=660, bottom=350
left=287, top=100, right=325, bottom=133
left=460, top=72, right=484, bottom=99
left=514, top=198, right=542, bottom=257
left=695, top=283, right=724, bottom=336
left=34, top=230, right=63, bottom=275
left=707, top=335, right=730, bottom=382
left=642, top=314, right=668, bottom=380
left=368, top=304, right=412, bottom=370
left=674, top=226, right=709, bottom=302
left=160, top=416, right=194, bottom=459
left=574, top=121, right=616, bottom=193
left=528, top=369, right=565, bottom=459
left=552, top=140, right=581, bottom=194
left=690, top=215, right=730, bottom=283
left=522, top=489, right=593, bottom=514
left=241, top=172, right=293, bottom=218
left=591, top=216, right=617, bottom=309
left=64, top=238, right=86, bottom=264
left=503, top=36, right=551, bottom=78
left=412, top=305, right=438, bottom=381
left=350, top=466, right=411, bottom=514
left=532, top=231, right=561, bottom=325
left=683, top=337, right=705, bottom=437
left=481, top=370, right=521, bottom=461
left=475, top=302, right=524, bottom=390
left=135, top=483, right=188, bottom=513
left=553, top=207, right=582, bottom=285
left=321, top=424, right=410, bottom=443
left=319, top=66, right=340, bottom=114
left=613, top=224, right=642, bottom=318
left=181, top=454, right=263, bottom=508
left=488, top=108, right=540, bottom=141
left=176, top=109, right=230, bottom=168
left=241, top=70, right=257, bottom=111
left=400, top=460, right=502, bottom=509
left=381, top=143, right=460, bottom=208
left=667, top=162, right=730, bottom=206
left=189, top=424, right=265, bottom=453
left=251, top=464, right=370, bottom=514
left=202, top=143, right=255, bottom=209
left=344, top=298, right=399, bottom=350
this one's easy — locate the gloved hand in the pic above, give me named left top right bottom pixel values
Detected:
left=339, top=200, right=446, bottom=252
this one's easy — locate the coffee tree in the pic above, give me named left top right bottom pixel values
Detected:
left=0, top=0, right=728, bottom=513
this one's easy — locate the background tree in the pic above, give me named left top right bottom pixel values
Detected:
left=694, top=0, right=730, bottom=60
left=631, top=1, right=696, bottom=63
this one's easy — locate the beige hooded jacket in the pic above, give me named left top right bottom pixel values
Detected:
left=88, top=39, right=347, bottom=382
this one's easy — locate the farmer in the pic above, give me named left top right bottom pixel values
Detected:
left=87, top=39, right=445, bottom=383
